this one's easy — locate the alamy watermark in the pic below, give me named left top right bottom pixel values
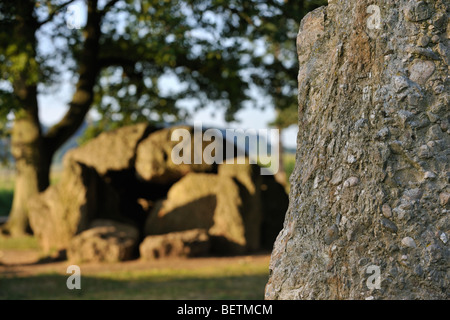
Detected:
left=366, top=5, right=382, bottom=30
left=366, top=265, right=381, bottom=290
left=66, top=265, right=81, bottom=290
left=171, top=122, right=279, bottom=175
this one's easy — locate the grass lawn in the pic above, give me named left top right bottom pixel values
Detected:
left=0, top=236, right=270, bottom=300
left=0, top=262, right=269, bottom=300
left=0, top=164, right=275, bottom=300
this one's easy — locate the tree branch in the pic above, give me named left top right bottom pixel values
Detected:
left=99, top=0, right=121, bottom=16
left=37, top=0, right=78, bottom=28
left=44, top=0, right=101, bottom=153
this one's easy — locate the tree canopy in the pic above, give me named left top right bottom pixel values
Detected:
left=0, top=0, right=327, bottom=235
left=1, top=0, right=326, bottom=140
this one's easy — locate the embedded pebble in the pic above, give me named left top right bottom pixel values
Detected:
left=324, top=225, right=339, bottom=245
left=408, top=60, right=436, bottom=85
left=330, top=167, right=343, bottom=185
left=440, top=193, right=450, bottom=206
left=344, top=177, right=359, bottom=188
left=347, top=155, right=357, bottom=164
left=440, top=233, right=448, bottom=244
left=403, top=188, right=423, bottom=201
left=424, top=171, right=436, bottom=180
left=417, top=35, right=430, bottom=47
left=401, top=237, right=417, bottom=248
left=393, top=76, right=410, bottom=92
left=376, top=127, right=390, bottom=140
left=382, top=204, right=392, bottom=218
left=405, top=1, right=432, bottom=22
left=418, top=145, right=431, bottom=159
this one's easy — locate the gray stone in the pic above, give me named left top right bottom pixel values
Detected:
left=417, top=35, right=430, bottom=47
left=393, top=76, right=410, bottom=92
left=343, top=177, right=359, bottom=188
left=401, top=237, right=417, bottom=248
left=376, top=127, right=390, bottom=140
left=439, top=232, right=448, bottom=244
left=408, top=60, right=435, bottom=85
left=436, top=43, right=449, bottom=65
left=381, top=218, right=398, bottom=234
left=439, top=193, right=450, bottom=206
left=382, top=204, right=392, bottom=218
left=405, top=1, right=432, bottom=22
left=324, top=225, right=339, bottom=245
left=266, top=0, right=449, bottom=300
left=424, top=171, right=436, bottom=180
left=330, top=167, right=343, bottom=185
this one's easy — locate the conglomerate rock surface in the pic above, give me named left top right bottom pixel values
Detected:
left=266, top=0, right=449, bottom=300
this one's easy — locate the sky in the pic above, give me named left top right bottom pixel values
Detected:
left=38, top=91, right=299, bottom=148
left=37, top=0, right=299, bottom=149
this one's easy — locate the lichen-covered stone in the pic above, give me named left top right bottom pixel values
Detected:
left=67, top=123, right=152, bottom=176
left=67, top=220, right=139, bottom=263
left=266, top=0, right=449, bottom=300
left=139, top=229, right=210, bottom=260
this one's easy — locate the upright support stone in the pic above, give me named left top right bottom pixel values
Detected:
left=266, top=0, right=449, bottom=300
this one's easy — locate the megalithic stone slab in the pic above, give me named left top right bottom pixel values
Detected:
left=265, top=0, right=449, bottom=300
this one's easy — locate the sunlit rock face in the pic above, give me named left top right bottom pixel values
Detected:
left=266, top=0, right=449, bottom=300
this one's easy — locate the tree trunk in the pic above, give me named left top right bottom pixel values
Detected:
left=5, top=89, right=53, bottom=236
left=266, top=0, right=449, bottom=300
left=7, top=119, right=51, bottom=236
left=3, top=0, right=101, bottom=236
left=1, top=0, right=48, bottom=236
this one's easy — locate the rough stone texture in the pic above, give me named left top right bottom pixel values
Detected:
left=67, top=123, right=153, bottom=176
left=29, top=160, right=121, bottom=252
left=135, top=126, right=216, bottom=184
left=266, top=0, right=449, bottom=300
left=139, top=229, right=210, bottom=260
left=67, top=219, right=139, bottom=263
left=217, top=160, right=263, bottom=251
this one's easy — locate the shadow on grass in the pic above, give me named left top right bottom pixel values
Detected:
left=0, top=272, right=268, bottom=300
left=0, top=189, right=13, bottom=217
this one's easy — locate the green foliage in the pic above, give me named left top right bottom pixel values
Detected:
left=0, top=0, right=327, bottom=148
left=0, top=234, right=39, bottom=250
left=0, top=189, right=13, bottom=217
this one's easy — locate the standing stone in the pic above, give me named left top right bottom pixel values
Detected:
left=29, top=160, right=121, bottom=252
left=266, top=0, right=449, bottom=300
left=135, top=126, right=217, bottom=184
left=144, top=173, right=251, bottom=254
left=67, top=123, right=153, bottom=176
